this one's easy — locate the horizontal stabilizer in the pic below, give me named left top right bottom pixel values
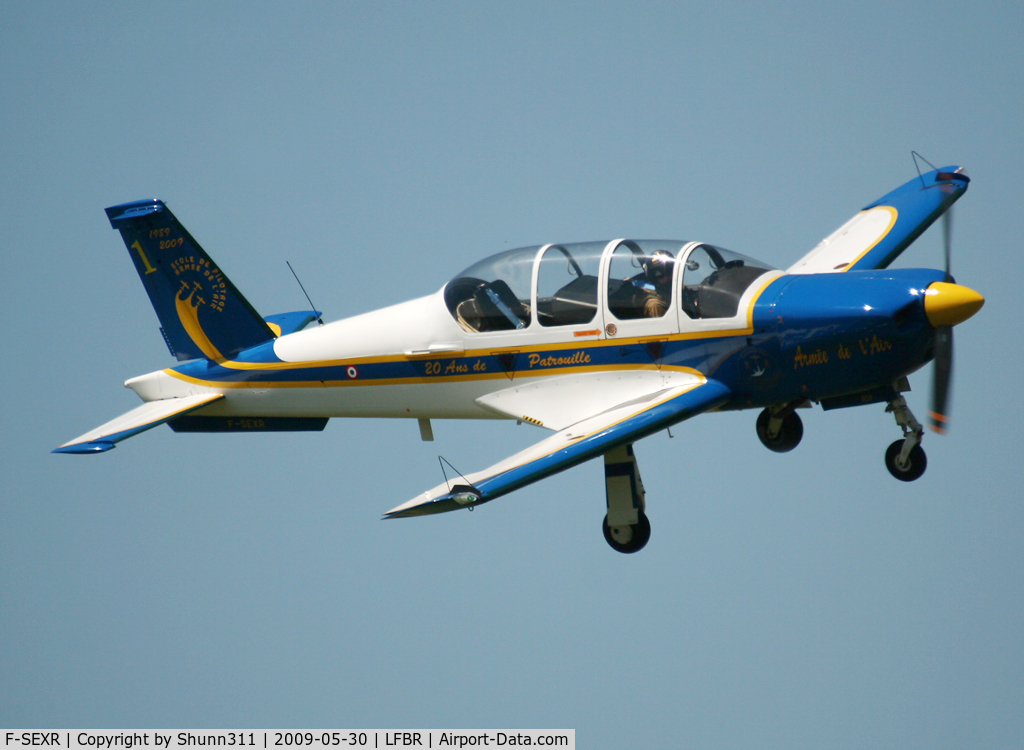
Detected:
left=385, top=377, right=731, bottom=518
left=263, top=310, right=321, bottom=336
left=53, top=394, right=223, bottom=454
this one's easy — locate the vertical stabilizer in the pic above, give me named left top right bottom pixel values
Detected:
left=105, top=199, right=275, bottom=361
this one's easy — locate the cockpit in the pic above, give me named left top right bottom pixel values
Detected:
left=444, top=240, right=775, bottom=334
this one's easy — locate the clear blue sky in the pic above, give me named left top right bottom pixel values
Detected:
left=2, top=1, right=1023, bottom=746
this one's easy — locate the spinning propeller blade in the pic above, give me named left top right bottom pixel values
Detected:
left=929, top=209, right=954, bottom=433
left=930, top=325, right=953, bottom=433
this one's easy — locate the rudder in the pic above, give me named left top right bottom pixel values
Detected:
left=106, top=199, right=275, bottom=361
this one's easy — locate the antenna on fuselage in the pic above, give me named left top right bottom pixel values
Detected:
left=286, top=261, right=324, bottom=326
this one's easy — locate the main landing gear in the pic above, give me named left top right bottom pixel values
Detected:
left=756, top=403, right=804, bottom=452
left=884, top=395, right=927, bottom=481
left=757, top=394, right=928, bottom=481
left=602, top=444, right=651, bottom=553
left=603, top=510, right=651, bottom=554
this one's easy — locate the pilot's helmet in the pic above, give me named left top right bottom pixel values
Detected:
left=645, top=250, right=674, bottom=285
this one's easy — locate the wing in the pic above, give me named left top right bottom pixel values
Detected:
left=384, top=375, right=731, bottom=518
left=53, top=393, right=224, bottom=454
left=787, top=166, right=969, bottom=274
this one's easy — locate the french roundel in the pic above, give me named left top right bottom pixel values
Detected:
left=346, top=366, right=358, bottom=379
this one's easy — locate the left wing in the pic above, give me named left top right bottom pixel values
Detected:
left=787, top=165, right=969, bottom=274
left=384, top=375, right=731, bottom=518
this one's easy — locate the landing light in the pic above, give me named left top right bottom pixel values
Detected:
left=452, top=491, right=480, bottom=506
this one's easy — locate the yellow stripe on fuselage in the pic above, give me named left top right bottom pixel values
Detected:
left=166, top=273, right=783, bottom=388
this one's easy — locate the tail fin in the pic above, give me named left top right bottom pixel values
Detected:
left=105, top=199, right=275, bottom=361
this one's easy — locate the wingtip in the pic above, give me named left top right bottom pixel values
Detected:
left=52, top=441, right=116, bottom=454
left=384, top=488, right=482, bottom=519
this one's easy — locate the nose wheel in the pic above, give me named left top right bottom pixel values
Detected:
left=884, top=396, right=927, bottom=481
left=884, top=439, right=927, bottom=481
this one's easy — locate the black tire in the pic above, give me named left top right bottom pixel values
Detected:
left=885, top=439, right=927, bottom=482
left=756, top=408, right=803, bottom=452
left=602, top=510, right=651, bottom=554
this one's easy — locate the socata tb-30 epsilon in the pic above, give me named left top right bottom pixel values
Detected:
left=56, top=164, right=983, bottom=553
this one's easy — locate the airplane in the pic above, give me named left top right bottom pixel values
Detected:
left=55, top=163, right=984, bottom=553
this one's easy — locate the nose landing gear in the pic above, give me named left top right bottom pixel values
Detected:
left=884, top=396, right=927, bottom=481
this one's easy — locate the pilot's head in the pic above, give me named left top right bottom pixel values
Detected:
left=645, top=250, right=674, bottom=288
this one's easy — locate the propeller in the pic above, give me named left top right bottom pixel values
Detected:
left=929, top=209, right=954, bottom=434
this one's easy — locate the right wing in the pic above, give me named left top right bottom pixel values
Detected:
left=384, top=376, right=731, bottom=518
left=787, top=165, right=969, bottom=274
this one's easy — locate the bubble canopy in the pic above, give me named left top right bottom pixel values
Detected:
left=443, top=240, right=775, bottom=332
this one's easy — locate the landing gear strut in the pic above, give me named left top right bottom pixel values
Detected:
left=884, top=396, right=927, bottom=481
left=756, top=403, right=804, bottom=452
left=602, top=444, right=651, bottom=553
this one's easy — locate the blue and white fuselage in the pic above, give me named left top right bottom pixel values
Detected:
left=130, top=266, right=946, bottom=417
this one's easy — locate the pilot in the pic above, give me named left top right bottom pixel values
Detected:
left=640, top=250, right=674, bottom=317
